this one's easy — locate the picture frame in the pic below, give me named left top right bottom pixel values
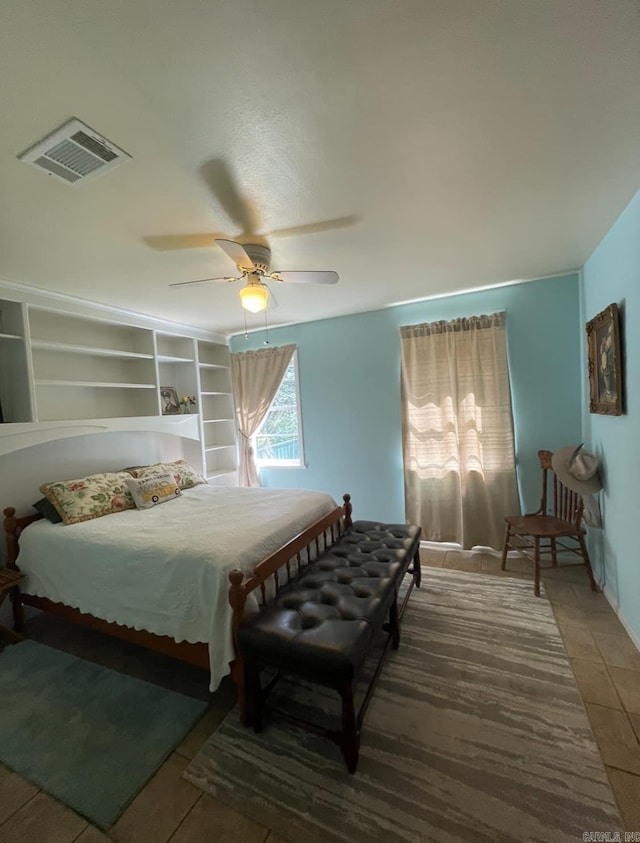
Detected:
left=586, top=303, right=622, bottom=416
left=160, top=386, right=180, bottom=415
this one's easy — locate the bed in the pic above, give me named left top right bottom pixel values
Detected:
left=3, top=483, right=351, bottom=697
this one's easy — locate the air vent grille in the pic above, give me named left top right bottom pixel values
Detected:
left=46, top=139, right=106, bottom=176
left=72, top=130, right=118, bottom=162
left=18, top=118, right=131, bottom=185
left=33, top=156, right=81, bottom=183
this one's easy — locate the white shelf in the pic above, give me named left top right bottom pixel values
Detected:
left=34, top=380, right=157, bottom=389
left=157, top=354, right=194, bottom=364
left=207, top=469, right=238, bottom=482
left=31, top=341, right=154, bottom=359
left=204, top=444, right=235, bottom=452
left=199, top=363, right=227, bottom=370
left=0, top=332, right=22, bottom=341
left=200, top=391, right=231, bottom=396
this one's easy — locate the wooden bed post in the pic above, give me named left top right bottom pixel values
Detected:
left=3, top=508, right=20, bottom=569
left=228, top=568, right=249, bottom=724
left=3, top=507, right=25, bottom=631
left=343, top=493, right=352, bottom=530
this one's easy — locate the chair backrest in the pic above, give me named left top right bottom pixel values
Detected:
left=537, top=449, right=584, bottom=527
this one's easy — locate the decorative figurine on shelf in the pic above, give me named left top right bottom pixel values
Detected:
left=179, top=395, right=196, bottom=414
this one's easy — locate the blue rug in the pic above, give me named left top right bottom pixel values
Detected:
left=0, top=640, right=207, bottom=829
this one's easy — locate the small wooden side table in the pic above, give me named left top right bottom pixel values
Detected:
left=0, top=568, right=24, bottom=643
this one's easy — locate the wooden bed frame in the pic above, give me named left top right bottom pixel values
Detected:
left=2, top=493, right=352, bottom=715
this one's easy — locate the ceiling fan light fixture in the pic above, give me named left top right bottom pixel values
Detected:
left=239, top=283, right=268, bottom=313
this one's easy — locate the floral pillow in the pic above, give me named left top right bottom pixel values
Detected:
left=40, top=472, right=136, bottom=525
left=124, top=460, right=207, bottom=490
left=125, top=473, right=182, bottom=510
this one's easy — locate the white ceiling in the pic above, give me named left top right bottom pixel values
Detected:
left=1, top=1, right=639, bottom=337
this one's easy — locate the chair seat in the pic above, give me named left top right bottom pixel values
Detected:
left=504, top=514, right=582, bottom=538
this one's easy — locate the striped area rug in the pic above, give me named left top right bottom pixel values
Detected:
left=184, top=568, right=622, bottom=843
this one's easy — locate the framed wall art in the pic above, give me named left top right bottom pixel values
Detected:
left=160, top=386, right=180, bottom=415
left=586, top=302, right=622, bottom=416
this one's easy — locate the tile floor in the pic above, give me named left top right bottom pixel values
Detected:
left=1, top=548, right=639, bottom=841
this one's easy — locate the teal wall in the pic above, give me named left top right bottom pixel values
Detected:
left=581, top=189, right=640, bottom=640
left=231, top=273, right=582, bottom=531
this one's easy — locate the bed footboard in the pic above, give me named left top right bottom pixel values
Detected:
left=228, top=493, right=352, bottom=722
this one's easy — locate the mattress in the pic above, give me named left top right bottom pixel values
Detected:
left=16, top=485, right=338, bottom=690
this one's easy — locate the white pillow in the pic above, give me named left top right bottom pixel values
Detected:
left=125, top=472, right=182, bottom=510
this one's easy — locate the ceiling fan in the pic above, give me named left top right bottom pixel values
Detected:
left=169, top=238, right=339, bottom=313
left=150, top=158, right=353, bottom=313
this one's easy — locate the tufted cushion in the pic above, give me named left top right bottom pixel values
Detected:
left=238, top=521, right=421, bottom=685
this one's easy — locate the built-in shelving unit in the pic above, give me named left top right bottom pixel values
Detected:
left=27, top=307, right=159, bottom=420
left=155, top=333, right=197, bottom=414
left=0, top=300, right=31, bottom=423
left=196, top=340, right=237, bottom=484
left=0, top=294, right=238, bottom=484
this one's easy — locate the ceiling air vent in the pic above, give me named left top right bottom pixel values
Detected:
left=18, top=118, right=131, bottom=184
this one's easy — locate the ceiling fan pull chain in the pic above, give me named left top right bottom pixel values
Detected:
left=263, top=308, right=270, bottom=345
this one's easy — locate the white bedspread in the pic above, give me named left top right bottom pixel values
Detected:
left=17, top=486, right=338, bottom=690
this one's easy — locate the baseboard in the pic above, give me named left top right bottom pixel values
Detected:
left=419, top=540, right=461, bottom=551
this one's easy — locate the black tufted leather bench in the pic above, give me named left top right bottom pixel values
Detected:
left=237, top=521, right=422, bottom=772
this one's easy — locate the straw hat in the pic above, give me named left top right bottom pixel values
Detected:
left=551, top=444, right=602, bottom=495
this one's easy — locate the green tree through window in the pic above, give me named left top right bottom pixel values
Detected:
left=253, top=358, right=303, bottom=465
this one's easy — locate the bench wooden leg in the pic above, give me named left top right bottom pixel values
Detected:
left=386, top=593, right=400, bottom=650
left=230, top=655, right=250, bottom=726
left=410, top=547, right=422, bottom=588
left=501, top=524, right=511, bottom=570
left=244, top=659, right=264, bottom=733
left=338, top=681, right=360, bottom=774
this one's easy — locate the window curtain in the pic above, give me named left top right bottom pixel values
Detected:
left=400, top=312, right=519, bottom=550
left=231, top=344, right=296, bottom=487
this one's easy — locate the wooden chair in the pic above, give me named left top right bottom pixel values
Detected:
left=501, top=449, right=598, bottom=597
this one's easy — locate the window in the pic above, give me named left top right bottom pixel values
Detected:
left=400, top=312, right=519, bottom=549
left=253, top=352, right=304, bottom=467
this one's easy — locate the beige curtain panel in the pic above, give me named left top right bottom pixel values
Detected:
left=230, top=344, right=296, bottom=487
left=400, top=312, right=519, bottom=550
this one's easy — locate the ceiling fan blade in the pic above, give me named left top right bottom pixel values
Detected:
left=200, top=158, right=261, bottom=235
left=271, top=270, right=339, bottom=285
left=169, top=275, right=240, bottom=287
left=142, top=233, right=221, bottom=251
left=216, top=238, right=256, bottom=271
left=268, top=215, right=359, bottom=240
